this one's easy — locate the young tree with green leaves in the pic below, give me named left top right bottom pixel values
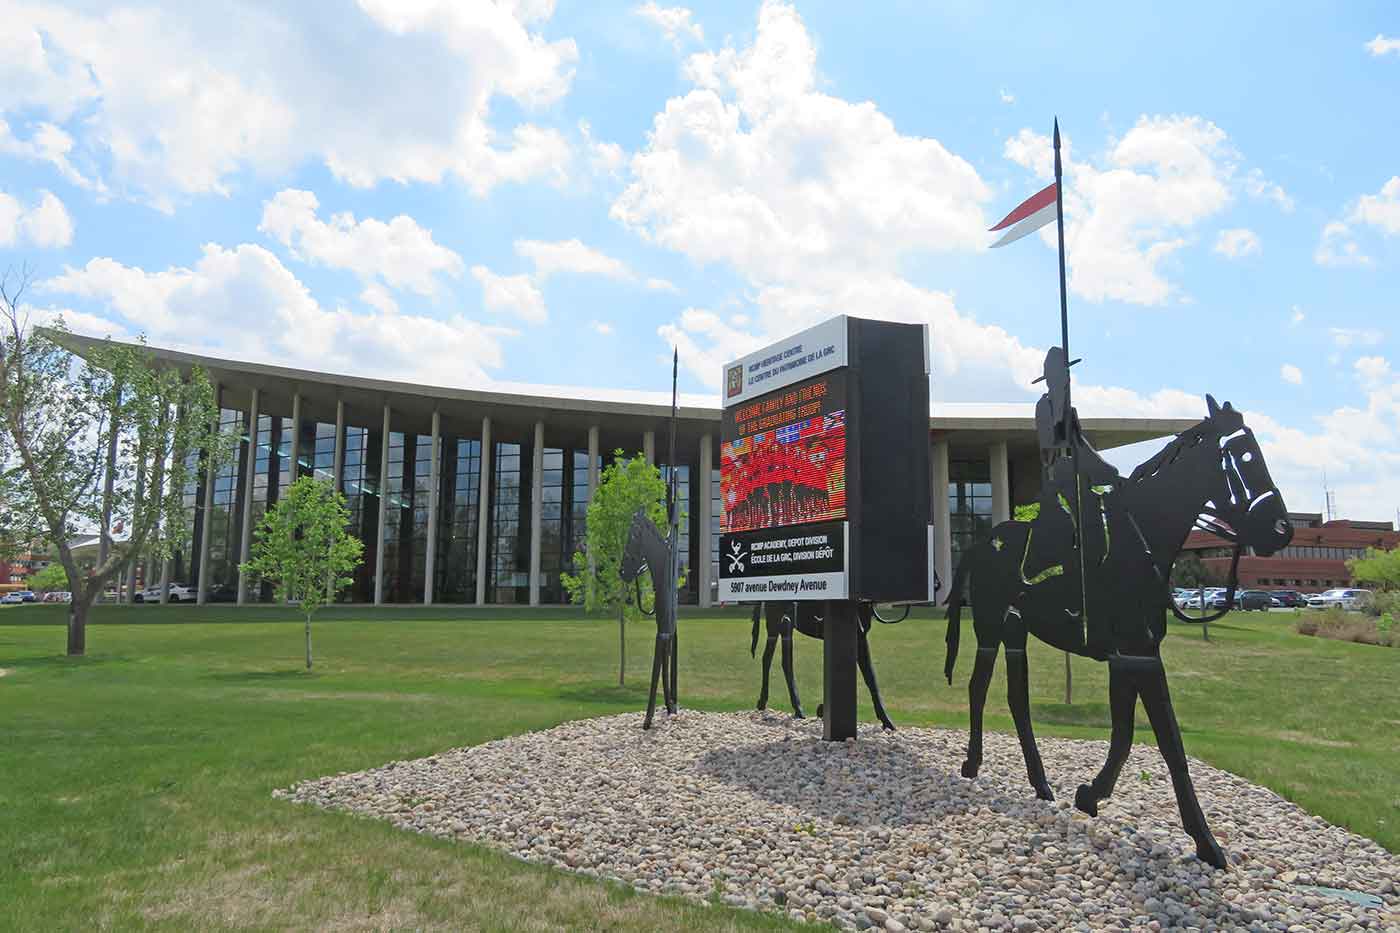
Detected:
left=26, top=561, right=69, bottom=594
left=561, top=451, right=670, bottom=683
left=0, top=267, right=229, bottom=655
left=1348, top=546, right=1400, bottom=591
left=240, top=476, right=364, bottom=670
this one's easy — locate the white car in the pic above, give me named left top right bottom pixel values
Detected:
left=1, top=592, right=24, bottom=605
left=1306, top=588, right=1372, bottom=611
left=136, top=583, right=196, bottom=603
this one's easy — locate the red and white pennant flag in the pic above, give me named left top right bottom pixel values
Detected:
left=988, top=181, right=1058, bottom=248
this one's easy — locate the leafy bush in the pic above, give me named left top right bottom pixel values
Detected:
left=1295, top=608, right=1395, bottom=647
left=1363, top=589, right=1400, bottom=619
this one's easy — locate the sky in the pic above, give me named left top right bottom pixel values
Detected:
left=2, top=1, right=1399, bottom=521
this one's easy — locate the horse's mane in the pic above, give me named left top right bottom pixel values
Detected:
left=1125, top=416, right=1216, bottom=485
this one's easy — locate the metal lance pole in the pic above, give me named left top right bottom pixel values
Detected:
left=666, top=348, right=681, bottom=705
left=1054, top=118, right=1088, bottom=704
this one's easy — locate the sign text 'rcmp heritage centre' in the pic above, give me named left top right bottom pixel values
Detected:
left=719, top=315, right=932, bottom=603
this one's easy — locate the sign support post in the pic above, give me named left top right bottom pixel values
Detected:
left=822, top=600, right=859, bottom=740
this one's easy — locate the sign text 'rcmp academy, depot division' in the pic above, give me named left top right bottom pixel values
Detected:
left=718, top=521, right=848, bottom=600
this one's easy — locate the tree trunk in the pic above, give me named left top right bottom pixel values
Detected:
left=1063, top=651, right=1072, bottom=704
left=618, top=604, right=625, bottom=686
left=67, top=598, right=88, bottom=656
left=305, top=612, right=313, bottom=670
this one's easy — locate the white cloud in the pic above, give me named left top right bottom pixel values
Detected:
left=1314, top=221, right=1371, bottom=267
left=472, top=265, right=547, bottom=324
left=1352, top=176, right=1400, bottom=234
left=41, top=245, right=516, bottom=385
left=1356, top=355, right=1391, bottom=387
left=1280, top=363, right=1303, bottom=385
left=1366, top=34, right=1400, bottom=56
left=645, top=277, right=679, bottom=293
left=589, top=320, right=613, bottom=335
left=514, top=238, right=632, bottom=281
left=0, top=2, right=578, bottom=206
left=259, top=189, right=463, bottom=296
left=1315, top=176, right=1400, bottom=267
left=359, top=283, right=398, bottom=315
left=1213, top=227, right=1260, bottom=258
left=0, top=189, right=74, bottom=247
left=1243, top=168, right=1294, bottom=212
left=999, top=89, right=1015, bottom=104
left=615, top=1, right=991, bottom=287
left=1330, top=327, right=1383, bottom=348
left=1290, top=306, right=1305, bottom=326
left=634, top=2, right=704, bottom=48
left=1005, top=116, right=1251, bottom=305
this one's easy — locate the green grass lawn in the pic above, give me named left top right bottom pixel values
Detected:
left=2, top=604, right=1396, bottom=930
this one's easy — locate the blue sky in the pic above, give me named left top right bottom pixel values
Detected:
left=2, top=1, right=1398, bottom=519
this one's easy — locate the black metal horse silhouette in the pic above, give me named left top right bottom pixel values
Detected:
left=944, top=396, right=1291, bottom=868
left=749, top=600, right=900, bottom=730
left=619, top=508, right=679, bottom=729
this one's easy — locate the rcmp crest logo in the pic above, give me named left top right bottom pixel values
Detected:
left=725, top=364, right=744, bottom=399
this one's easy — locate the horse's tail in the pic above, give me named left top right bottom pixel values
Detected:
left=750, top=602, right=762, bottom=657
left=943, top=557, right=973, bottom=685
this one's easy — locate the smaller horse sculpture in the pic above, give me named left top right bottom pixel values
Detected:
left=749, top=600, right=902, bottom=731
left=619, top=508, right=680, bottom=729
left=944, top=395, right=1291, bottom=868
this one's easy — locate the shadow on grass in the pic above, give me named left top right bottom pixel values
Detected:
left=554, top=682, right=652, bottom=708
left=3, top=654, right=138, bottom=672
left=205, top=669, right=317, bottom=683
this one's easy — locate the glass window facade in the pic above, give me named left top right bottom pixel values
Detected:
left=436, top=437, right=481, bottom=602
left=380, top=432, right=434, bottom=602
left=489, top=442, right=528, bottom=602
left=203, top=406, right=246, bottom=589
left=949, top=459, right=993, bottom=574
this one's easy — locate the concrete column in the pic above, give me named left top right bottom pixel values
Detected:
left=332, top=398, right=345, bottom=493
left=196, top=383, right=221, bottom=605
left=931, top=437, right=952, bottom=603
left=424, top=409, right=441, bottom=605
left=475, top=416, right=492, bottom=604
left=586, top=426, right=600, bottom=498
left=529, top=420, right=544, bottom=606
left=643, top=430, right=655, bottom=465
left=287, top=392, right=301, bottom=484
left=698, top=433, right=713, bottom=608
left=374, top=403, right=391, bottom=605
left=236, top=388, right=261, bottom=604
left=990, top=441, right=1011, bottom=525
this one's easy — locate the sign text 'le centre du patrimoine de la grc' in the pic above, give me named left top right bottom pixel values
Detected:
left=718, top=315, right=933, bottom=604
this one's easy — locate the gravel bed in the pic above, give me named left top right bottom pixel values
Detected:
left=276, top=711, right=1398, bottom=931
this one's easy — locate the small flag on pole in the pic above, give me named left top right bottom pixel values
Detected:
left=988, top=181, right=1058, bottom=248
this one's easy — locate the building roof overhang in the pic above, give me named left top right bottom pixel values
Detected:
left=43, top=329, right=1196, bottom=457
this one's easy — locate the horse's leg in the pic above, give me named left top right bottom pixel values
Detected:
left=780, top=624, right=805, bottom=718
left=667, top=627, right=679, bottom=714
left=856, top=624, right=894, bottom=731
left=1135, top=660, right=1227, bottom=869
left=643, top=632, right=669, bottom=730
left=961, top=642, right=998, bottom=778
left=1002, top=619, right=1054, bottom=801
left=757, top=625, right=779, bottom=710
left=1075, top=662, right=1137, bottom=816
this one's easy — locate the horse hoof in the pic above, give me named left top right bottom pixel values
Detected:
left=1034, top=782, right=1055, bottom=802
left=960, top=760, right=979, bottom=779
left=792, top=709, right=805, bottom=720
left=756, top=701, right=767, bottom=711
left=1196, top=838, right=1228, bottom=870
left=1074, top=784, right=1098, bottom=816
left=881, top=720, right=896, bottom=732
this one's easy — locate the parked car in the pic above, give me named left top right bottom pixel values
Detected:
left=40, top=591, right=72, bottom=603
left=1307, top=588, right=1372, bottom=610
left=1236, top=590, right=1276, bottom=611
left=14, top=590, right=36, bottom=603
left=1, top=592, right=24, bottom=605
left=1270, top=590, right=1306, bottom=608
left=206, top=583, right=237, bottom=603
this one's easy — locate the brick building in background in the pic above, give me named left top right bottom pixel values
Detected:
left=1182, top=512, right=1400, bottom=591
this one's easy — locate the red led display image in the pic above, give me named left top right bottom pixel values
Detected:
left=720, top=411, right=847, bottom=533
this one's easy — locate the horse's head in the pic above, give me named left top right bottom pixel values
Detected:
left=1200, top=394, right=1292, bottom=557
left=618, top=508, right=650, bottom=583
